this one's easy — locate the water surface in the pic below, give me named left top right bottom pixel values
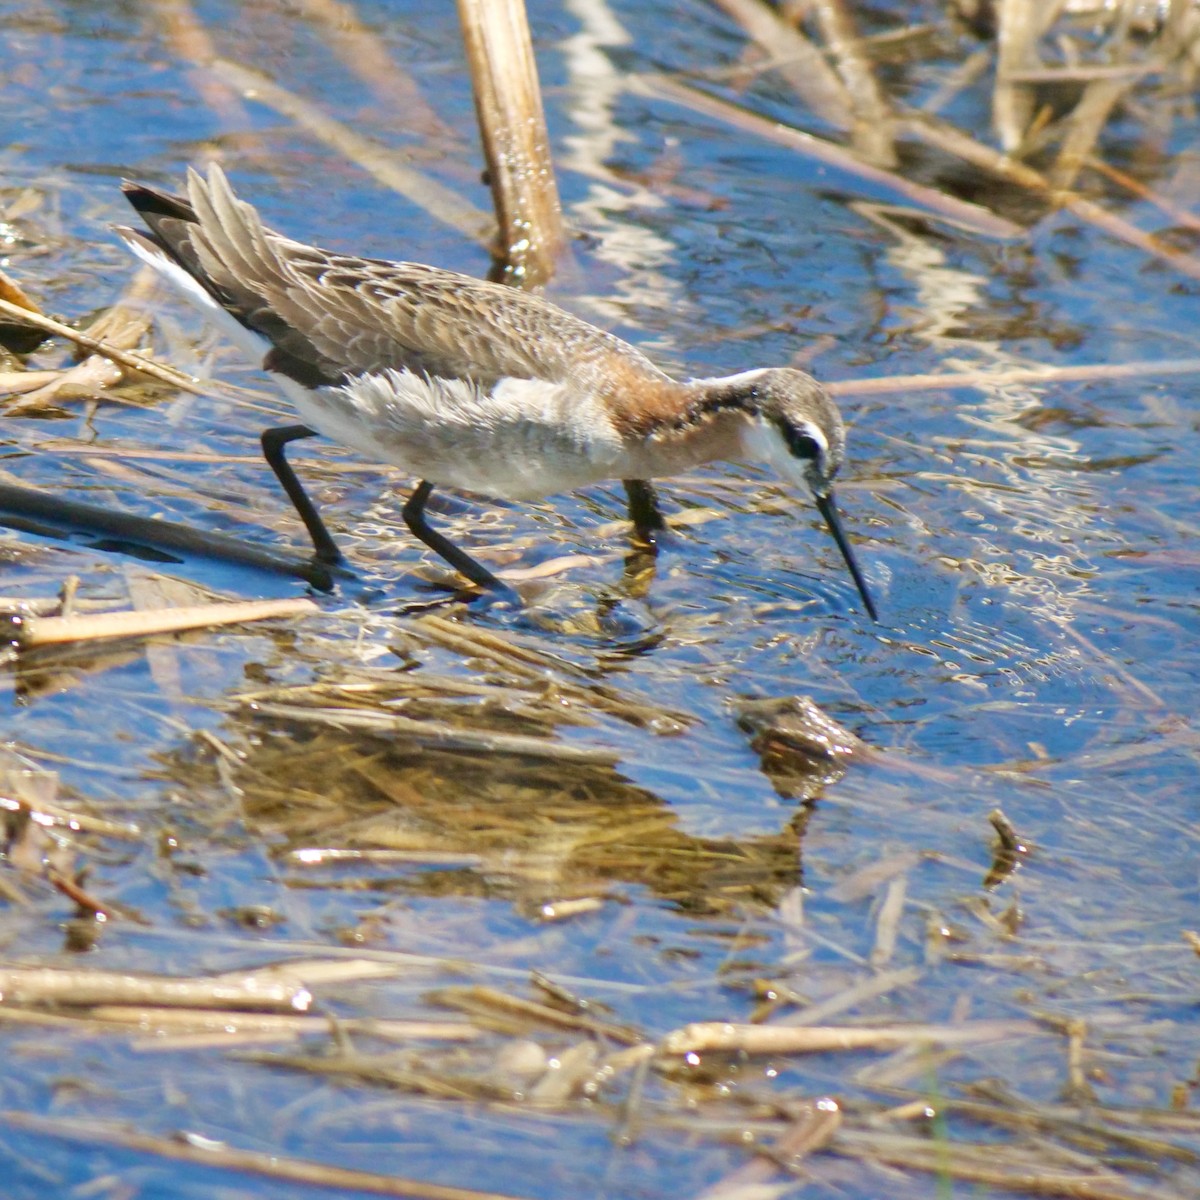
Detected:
left=0, top=2, right=1197, bottom=1197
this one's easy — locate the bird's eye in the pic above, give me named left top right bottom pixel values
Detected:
left=777, top=421, right=822, bottom=464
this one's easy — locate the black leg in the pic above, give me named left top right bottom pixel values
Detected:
left=623, top=479, right=666, bottom=548
left=403, top=480, right=508, bottom=593
left=260, top=424, right=342, bottom=564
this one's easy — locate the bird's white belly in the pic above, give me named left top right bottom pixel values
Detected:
left=289, top=369, right=626, bottom=502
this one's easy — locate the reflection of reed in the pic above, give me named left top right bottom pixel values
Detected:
left=644, top=2, right=1200, bottom=279
left=712, top=0, right=897, bottom=166
left=0, top=479, right=338, bottom=589
left=288, top=0, right=460, bottom=143
left=558, top=0, right=692, bottom=334
left=148, top=0, right=259, bottom=137
left=209, top=59, right=494, bottom=246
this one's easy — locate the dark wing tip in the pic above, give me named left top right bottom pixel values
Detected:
left=120, top=178, right=196, bottom=224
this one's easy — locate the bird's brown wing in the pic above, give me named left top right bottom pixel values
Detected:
left=123, top=165, right=669, bottom=393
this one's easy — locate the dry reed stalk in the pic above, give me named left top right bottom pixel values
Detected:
left=289, top=847, right=485, bottom=867
left=0, top=265, right=46, bottom=354
left=0, top=964, right=310, bottom=1011
left=0, top=370, right=60, bottom=395
left=533, top=896, right=605, bottom=921
left=992, top=0, right=1044, bottom=151
left=0, top=267, right=40, bottom=314
left=0, top=795, right=139, bottom=839
left=16, top=598, right=319, bottom=649
left=0, top=296, right=200, bottom=393
left=456, top=0, right=566, bottom=282
left=661, top=1019, right=1035, bottom=1055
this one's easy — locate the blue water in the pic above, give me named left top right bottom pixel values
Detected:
left=1, top=1, right=1198, bottom=1197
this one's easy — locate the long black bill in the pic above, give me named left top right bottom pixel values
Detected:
left=814, top=491, right=878, bottom=622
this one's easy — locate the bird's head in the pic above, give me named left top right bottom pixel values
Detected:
left=722, top=368, right=876, bottom=621
left=731, top=368, right=846, bottom=498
